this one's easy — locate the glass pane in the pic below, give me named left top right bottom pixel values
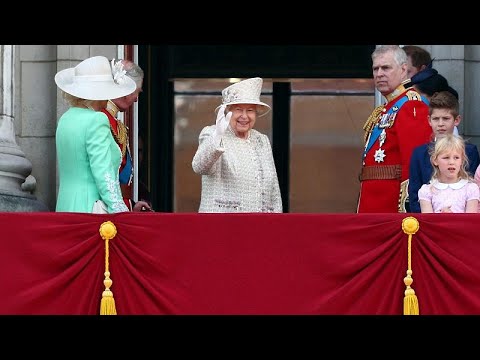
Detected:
left=291, top=78, right=374, bottom=93
left=174, top=94, right=214, bottom=213
left=290, top=94, right=374, bottom=212
left=175, top=78, right=272, bottom=92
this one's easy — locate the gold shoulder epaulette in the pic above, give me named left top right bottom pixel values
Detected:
left=405, top=90, right=422, bottom=101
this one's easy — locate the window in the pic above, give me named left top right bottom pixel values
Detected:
left=173, top=78, right=374, bottom=213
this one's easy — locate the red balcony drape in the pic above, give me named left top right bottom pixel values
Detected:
left=1, top=212, right=479, bottom=315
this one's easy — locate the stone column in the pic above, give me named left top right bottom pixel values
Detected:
left=0, top=45, right=48, bottom=211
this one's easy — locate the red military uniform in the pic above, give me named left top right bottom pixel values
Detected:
left=357, top=83, right=432, bottom=213
left=102, top=100, right=133, bottom=210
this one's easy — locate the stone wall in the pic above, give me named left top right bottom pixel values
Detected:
left=14, top=45, right=117, bottom=211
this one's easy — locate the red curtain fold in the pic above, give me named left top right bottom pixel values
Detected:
left=1, top=212, right=479, bottom=314
left=410, top=214, right=480, bottom=314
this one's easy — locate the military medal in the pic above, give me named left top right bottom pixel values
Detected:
left=374, top=149, right=386, bottom=163
left=379, top=111, right=397, bottom=129
left=379, top=129, right=386, bottom=147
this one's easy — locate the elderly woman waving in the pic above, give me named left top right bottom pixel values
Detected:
left=192, top=77, right=283, bottom=213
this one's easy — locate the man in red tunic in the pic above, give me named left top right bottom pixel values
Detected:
left=357, top=45, right=433, bottom=213
left=102, top=59, right=152, bottom=212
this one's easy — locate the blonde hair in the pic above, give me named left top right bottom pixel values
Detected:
left=62, top=91, right=97, bottom=109
left=430, top=134, right=471, bottom=181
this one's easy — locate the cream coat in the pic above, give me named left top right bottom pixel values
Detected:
left=192, top=125, right=282, bottom=213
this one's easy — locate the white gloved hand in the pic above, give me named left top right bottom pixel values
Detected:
left=213, top=105, right=232, bottom=146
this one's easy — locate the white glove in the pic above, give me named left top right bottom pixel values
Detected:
left=213, top=105, right=232, bottom=146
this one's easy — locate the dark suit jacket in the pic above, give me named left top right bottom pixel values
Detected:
left=408, top=141, right=480, bottom=213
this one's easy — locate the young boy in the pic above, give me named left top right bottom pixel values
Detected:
left=408, top=91, right=480, bottom=213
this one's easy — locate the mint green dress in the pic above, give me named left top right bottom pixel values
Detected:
left=55, top=107, right=128, bottom=213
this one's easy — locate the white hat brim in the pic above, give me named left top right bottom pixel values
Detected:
left=215, top=101, right=271, bottom=117
left=55, top=68, right=137, bottom=101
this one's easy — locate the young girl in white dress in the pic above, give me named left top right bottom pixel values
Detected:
left=418, top=134, right=479, bottom=213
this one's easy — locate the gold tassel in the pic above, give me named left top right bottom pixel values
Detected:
left=403, top=271, right=419, bottom=315
left=398, top=179, right=409, bottom=213
left=402, top=217, right=420, bottom=315
left=99, top=221, right=118, bottom=315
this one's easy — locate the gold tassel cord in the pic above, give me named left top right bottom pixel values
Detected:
left=99, top=221, right=118, bottom=315
left=402, top=217, right=420, bottom=315
left=362, top=105, right=384, bottom=143
left=111, top=120, right=128, bottom=159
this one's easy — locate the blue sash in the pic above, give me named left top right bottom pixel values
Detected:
left=362, top=94, right=414, bottom=160
left=119, top=150, right=133, bottom=185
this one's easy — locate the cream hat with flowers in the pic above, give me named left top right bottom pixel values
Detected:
left=215, top=77, right=271, bottom=117
left=54, top=56, right=136, bottom=100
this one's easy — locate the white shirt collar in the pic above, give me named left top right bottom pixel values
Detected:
left=431, top=178, right=468, bottom=190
